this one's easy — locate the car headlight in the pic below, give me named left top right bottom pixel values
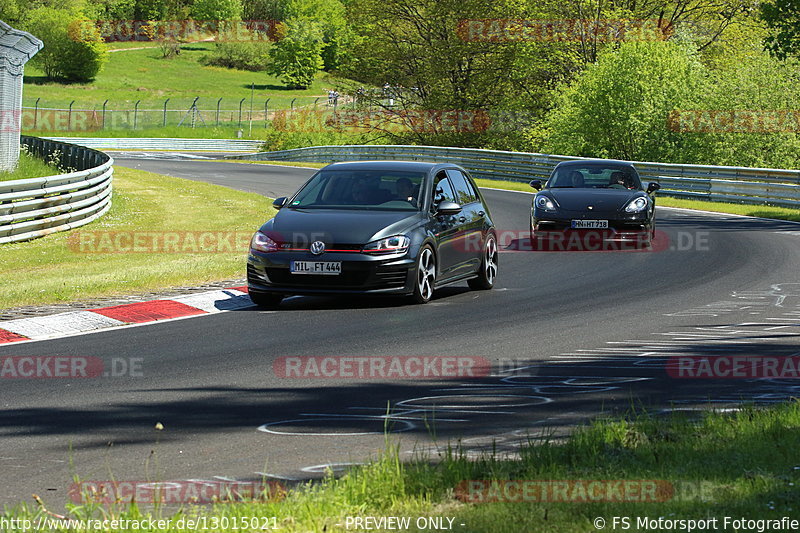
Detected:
left=535, top=194, right=556, bottom=211
left=624, top=196, right=649, bottom=213
left=250, top=231, right=279, bottom=253
left=362, top=235, right=410, bottom=255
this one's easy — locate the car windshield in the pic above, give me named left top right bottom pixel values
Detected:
left=547, top=165, right=642, bottom=190
left=289, top=170, right=425, bottom=210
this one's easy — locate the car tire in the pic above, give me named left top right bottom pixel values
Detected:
left=410, top=245, right=436, bottom=304
left=249, top=291, right=283, bottom=309
left=468, top=233, right=498, bottom=290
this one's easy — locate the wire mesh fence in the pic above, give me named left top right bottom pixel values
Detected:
left=19, top=94, right=352, bottom=133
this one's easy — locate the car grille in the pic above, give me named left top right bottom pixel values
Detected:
left=262, top=264, right=409, bottom=290
left=265, top=268, right=371, bottom=288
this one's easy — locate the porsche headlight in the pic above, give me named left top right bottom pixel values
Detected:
left=624, top=196, right=649, bottom=213
left=535, top=195, right=556, bottom=211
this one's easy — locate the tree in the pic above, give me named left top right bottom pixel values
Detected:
left=24, top=8, right=108, bottom=82
left=542, top=40, right=709, bottom=161
left=338, top=0, right=567, bottom=147
left=1, top=0, right=84, bottom=25
left=191, top=0, right=243, bottom=21
left=761, top=0, right=800, bottom=59
left=268, top=18, right=324, bottom=89
left=284, top=0, right=348, bottom=70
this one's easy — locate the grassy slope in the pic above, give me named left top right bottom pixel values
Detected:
left=0, top=166, right=273, bottom=309
left=21, top=42, right=342, bottom=137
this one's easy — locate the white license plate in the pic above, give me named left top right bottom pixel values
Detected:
left=290, top=261, right=341, bottom=275
left=571, top=219, right=609, bottom=229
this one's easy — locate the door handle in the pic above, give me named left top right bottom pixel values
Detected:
left=458, top=216, right=466, bottom=223
left=478, top=211, right=485, bottom=216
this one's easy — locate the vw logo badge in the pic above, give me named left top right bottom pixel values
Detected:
left=310, top=241, right=326, bottom=255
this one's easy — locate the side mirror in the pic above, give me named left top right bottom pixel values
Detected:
left=529, top=180, right=542, bottom=191
left=436, top=201, right=462, bottom=216
left=273, top=196, right=287, bottom=209
left=646, top=182, right=660, bottom=194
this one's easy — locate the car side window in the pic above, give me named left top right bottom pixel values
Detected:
left=431, top=172, right=456, bottom=209
left=446, top=169, right=478, bottom=205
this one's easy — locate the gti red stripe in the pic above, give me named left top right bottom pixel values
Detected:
left=0, top=329, right=28, bottom=344
left=228, top=286, right=248, bottom=292
left=90, top=300, right=207, bottom=323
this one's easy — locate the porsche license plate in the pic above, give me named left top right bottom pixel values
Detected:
left=571, top=220, right=608, bottom=229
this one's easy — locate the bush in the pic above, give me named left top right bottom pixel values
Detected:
left=541, top=40, right=709, bottom=162
left=202, top=42, right=271, bottom=71
left=24, top=8, right=108, bottom=82
left=260, top=129, right=371, bottom=151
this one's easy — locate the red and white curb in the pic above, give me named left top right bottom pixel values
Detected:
left=0, top=286, right=254, bottom=345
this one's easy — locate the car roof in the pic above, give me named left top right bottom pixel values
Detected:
left=322, top=160, right=460, bottom=173
left=554, top=159, right=638, bottom=171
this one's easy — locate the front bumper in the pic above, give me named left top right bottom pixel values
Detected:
left=532, top=210, right=652, bottom=240
left=247, top=250, right=416, bottom=296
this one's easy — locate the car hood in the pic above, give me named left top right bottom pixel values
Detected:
left=547, top=188, right=643, bottom=211
left=260, top=208, right=423, bottom=245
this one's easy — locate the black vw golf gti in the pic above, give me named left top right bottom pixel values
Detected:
left=530, top=160, right=660, bottom=247
left=247, top=161, right=498, bottom=307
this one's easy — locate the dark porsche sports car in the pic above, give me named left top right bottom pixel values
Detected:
left=529, top=160, right=660, bottom=247
left=247, top=161, right=498, bottom=307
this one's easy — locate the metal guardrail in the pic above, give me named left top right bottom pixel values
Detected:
left=229, top=145, right=800, bottom=208
left=43, top=137, right=264, bottom=152
left=0, top=137, right=113, bottom=244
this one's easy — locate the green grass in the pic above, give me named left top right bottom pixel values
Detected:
left=3, top=401, right=799, bottom=531
left=0, top=167, right=273, bottom=309
left=21, top=42, right=344, bottom=137
left=0, top=151, right=61, bottom=182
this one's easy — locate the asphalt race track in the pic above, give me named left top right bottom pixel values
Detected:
left=1, top=153, right=799, bottom=505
